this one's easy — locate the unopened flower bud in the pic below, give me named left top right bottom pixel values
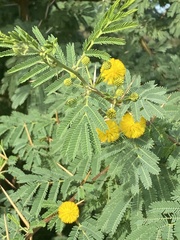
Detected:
left=115, top=89, right=124, bottom=97
left=114, top=76, right=124, bottom=87
left=70, top=72, right=77, bottom=79
left=129, top=92, right=139, bottom=101
left=106, top=108, right=116, bottom=119
left=66, top=98, right=76, bottom=106
left=102, top=61, right=112, bottom=70
left=81, top=56, right=90, bottom=65
left=64, top=78, right=72, bottom=86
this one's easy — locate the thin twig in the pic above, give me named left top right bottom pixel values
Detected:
left=69, top=171, right=91, bottom=202
left=4, top=178, right=16, bottom=189
left=150, top=93, right=172, bottom=123
left=45, top=0, right=56, bottom=20
left=119, top=77, right=135, bottom=102
left=167, top=135, right=180, bottom=146
left=26, top=166, right=108, bottom=238
left=140, top=37, right=152, bottom=56
left=0, top=153, right=8, bottom=160
left=55, top=111, right=60, bottom=124
left=4, top=213, right=10, bottom=240
left=88, top=86, right=114, bottom=104
left=56, top=162, right=74, bottom=176
left=25, top=212, right=57, bottom=240
left=0, top=160, right=7, bottom=172
left=38, top=0, right=56, bottom=27
left=48, top=54, right=88, bottom=86
left=92, top=166, right=109, bottom=181
left=80, top=170, right=91, bottom=185
left=24, top=123, right=34, bottom=146
left=0, top=147, right=8, bottom=172
left=93, top=64, right=97, bottom=85
left=0, top=185, right=30, bottom=229
left=77, top=199, right=85, bottom=205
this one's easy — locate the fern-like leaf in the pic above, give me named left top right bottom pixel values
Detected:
left=11, top=85, right=31, bottom=109
left=103, top=22, right=137, bottom=34
left=125, top=225, right=157, bottom=240
left=138, top=165, right=152, bottom=189
left=48, top=181, right=61, bottom=202
left=136, top=148, right=160, bottom=175
left=55, top=44, right=66, bottom=65
left=97, top=187, right=132, bottom=235
left=67, top=226, right=80, bottom=240
left=85, top=105, right=107, bottom=131
left=85, top=49, right=110, bottom=60
left=164, top=92, right=180, bottom=120
left=57, top=105, right=84, bottom=139
left=149, top=201, right=180, bottom=213
left=30, top=182, right=49, bottom=217
left=13, top=26, right=39, bottom=47
left=59, top=104, right=107, bottom=160
left=86, top=115, right=101, bottom=154
left=0, top=49, right=15, bottom=57
left=23, top=183, right=40, bottom=207
left=45, top=76, right=68, bottom=95
left=66, top=43, right=76, bottom=67
left=61, top=177, right=78, bottom=200
left=94, top=36, right=125, bottom=45
left=7, top=56, right=42, bottom=74
left=61, top=117, right=84, bottom=160
left=77, top=154, right=92, bottom=178
left=81, top=122, right=93, bottom=159
left=80, top=220, right=104, bottom=240
left=19, top=64, right=49, bottom=83
left=141, top=100, right=164, bottom=120
left=32, top=68, right=62, bottom=87
left=32, top=26, right=46, bottom=45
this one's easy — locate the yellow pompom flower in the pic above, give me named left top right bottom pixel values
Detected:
left=100, top=58, right=126, bottom=85
left=96, top=119, right=120, bottom=143
left=58, top=201, right=79, bottom=224
left=119, top=113, right=146, bottom=139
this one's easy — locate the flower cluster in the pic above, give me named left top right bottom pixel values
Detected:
left=120, top=113, right=146, bottom=139
left=98, top=59, right=146, bottom=141
left=58, top=201, right=79, bottom=224
left=97, top=113, right=146, bottom=142
left=96, top=119, right=120, bottom=143
left=100, top=58, right=126, bottom=85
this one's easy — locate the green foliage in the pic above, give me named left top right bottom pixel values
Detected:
left=0, top=0, right=179, bottom=239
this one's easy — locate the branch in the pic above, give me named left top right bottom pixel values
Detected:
left=24, top=123, right=33, bottom=146
left=0, top=185, right=30, bottom=229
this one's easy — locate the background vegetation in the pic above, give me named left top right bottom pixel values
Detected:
left=0, top=0, right=179, bottom=239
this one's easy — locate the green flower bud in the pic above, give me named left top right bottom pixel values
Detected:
left=102, top=61, right=112, bottom=70
left=65, top=98, right=77, bottom=106
left=114, top=76, right=124, bottom=87
left=106, top=108, right=116, bottom=119
left=115, top=89, right=124, bottom=97
left=129, top=92, right=139, bottom=101
left=70, top=72, right=77, bottom=79
left=64, top=78, right=72, bottom=86
left=81, top=56, right=90, bottom=65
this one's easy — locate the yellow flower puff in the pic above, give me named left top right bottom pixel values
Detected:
left=100, top=58, right=126, bottom=85
left=58, top=201, right=79, bottom=224
left=96, top=120, right=120, bottom=143
left=120, top=113, right=146, bottom=139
